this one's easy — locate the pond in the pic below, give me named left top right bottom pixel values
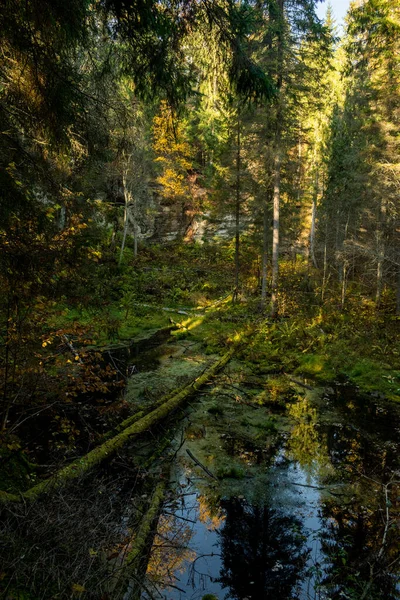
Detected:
left=141, top=381, right=400, bottom=600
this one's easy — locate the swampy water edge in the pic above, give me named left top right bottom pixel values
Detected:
left=1, top=326, right=400, bottom=600
left=138, top=335, right=400, bottom=600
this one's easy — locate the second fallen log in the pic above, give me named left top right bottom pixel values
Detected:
left=1, top=346, right=236, bottom=504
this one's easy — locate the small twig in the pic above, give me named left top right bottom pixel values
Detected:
left=186, top=449, right=218, bottom=480
left=8, top=401, right=57, bottom=434
left=62, top=334, right=83, bottom=364
left=290, top=482, right=346, bottom=497
left=359, top=476, right=396, bottom=600
left=162, top=511, right=196, bottom=524
left=129, top=572, right=159, bottom=600
left=223, top=382, right=254, bottom=399
left=284, top=373, right=313, bottom=390
left=166, top=582, right=187, bottom=593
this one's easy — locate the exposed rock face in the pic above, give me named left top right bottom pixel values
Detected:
left=125, top=184, right=253, bottom=244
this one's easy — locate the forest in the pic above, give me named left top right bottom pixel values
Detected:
left=0, top=0, right=399, bottom=598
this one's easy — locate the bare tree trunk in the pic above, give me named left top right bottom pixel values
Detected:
left=335, top=209, right=342, bottom=281
left=270, top=147, right=281, bottom=318
left=233, top=114, right=241, bottom=302
left=321, top=221, right=328, bottom=302
left=119, top=205, right=129, bottom=266
left=119, top=173, right=130, bottom=266
left=261, top=203, right=269, bottom=306
left=375, top=197, right=387, bottom=308
left=309, top=168, right=318, bottom=269
left=269, top=0, right=283, bottom=318
left=1, top=295, right=11, bottom=432
left=0, top=347, right=237, bottom=504
left=338, top=212, right=350, bottom=290
left=309, top=198, right=317, bottom=268
left=341, top=261, right=348, bottom=310
left=133, top=200, right=138, bottom=258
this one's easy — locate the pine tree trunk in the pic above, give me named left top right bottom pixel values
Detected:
left=309, top=168, right=318, bottom=269
left=321, top=222, right=328, bottom=302
left=261, top=203, right=269, bottom=306
left=119, top=174, right=130, bottom=265
left=341, top=262, right=348, bottom=310
left=376, top=197, right=387, bottom=308
left=234, top=115, right=241, bottom=302
left=133, top=201, right=138, bottom=258
left=269, top=0, right=283, bottom=318
left=270, top=147, right=281, bottom=318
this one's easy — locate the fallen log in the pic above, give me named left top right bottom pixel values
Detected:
left=101, top=367, right=214, bottom=443
left=126, top=479, right=166, bottom=567
left=0, top=346, right=236, bottom=504
left=109, top=479, right=167, bottom=600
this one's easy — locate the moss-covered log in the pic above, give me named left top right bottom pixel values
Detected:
left=102, top=378, right=193, bottom=443
left=0, top=346, right=236, bottom=504
left=109, top=479, right=167, bottom=599
left=127, top=480, right=166, bottom=568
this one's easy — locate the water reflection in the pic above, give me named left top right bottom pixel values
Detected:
left=145, top=481, right=227, bottom=600
left=150, top=389, right=400, bottom=600
left=318, top=491, right=400, bottom=600
left=287, top=397, right=332, bottom=477
left=285, top=393, right=400, bottom=600
left=217, top=497, right=309, bottom=599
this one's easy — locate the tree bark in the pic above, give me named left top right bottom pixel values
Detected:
left=111, top=480, right=167, bottom=599
left=260, top=202, right=269, bottom=306
left=269, top=0, right=284, bottom=318
left=270, top=147, right=281, bottom=318
left=321, top=223, right=328, bottom=302
left=375, top=197, right=387, bottom=308
left=309, top=168, right=318, bottom=269
left=397, top=259, right=400, bottom=315
left=233, top=114, right=241, bottom=302
left=119, top=172, right=130, bottom=266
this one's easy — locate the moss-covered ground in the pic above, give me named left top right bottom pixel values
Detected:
left=2, top=239, right=400, bottom=599
left=40, top=241, right=400, bottom=402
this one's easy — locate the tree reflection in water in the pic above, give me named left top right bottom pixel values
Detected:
left=217, top=496, right=309, bottom=599
left=316, top=421, right=400, bottom=600
left=318, top=494, right=400, bottom=600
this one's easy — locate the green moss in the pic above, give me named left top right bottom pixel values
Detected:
left=47, top=302, right=171, bottom=347
left=344, top=359, right=400, bottom=400
left=295, top=353, right=335, bottom=382
left=0, top=445, right=35, bottom=494
left=217, top=464, right=245, bottom=479
left=207, top=403, right=224, bottom=416
left=125, top=346, right=216, bottom=406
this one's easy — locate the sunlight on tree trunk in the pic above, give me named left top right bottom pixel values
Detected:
left=271, top=147, right=281, bottom=318
left=233, top=114, right=241, bottom=302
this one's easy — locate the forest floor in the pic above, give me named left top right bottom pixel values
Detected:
left=1, top=242, right=400, bottom=599
left=48, top=241, right=400, bottom=402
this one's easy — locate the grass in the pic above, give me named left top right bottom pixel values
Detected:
left=47, top=302, right=171, bottom=347
left=46, top=246, right=400, bottom=402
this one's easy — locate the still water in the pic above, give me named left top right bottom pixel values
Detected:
left=143, top=386, right=400, bottom=600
